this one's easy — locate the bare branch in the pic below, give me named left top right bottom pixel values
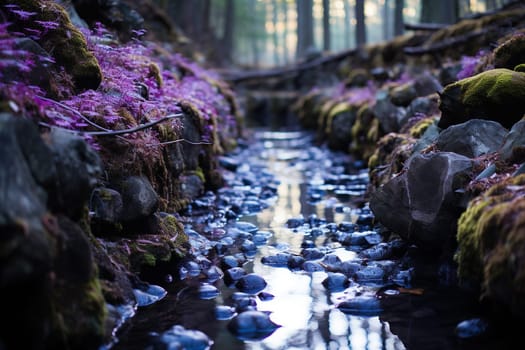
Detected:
left=36, top=96, right=112, bottom=132
left=82, top=113, right=183, bottom=136
left=146, top=139, right=212, bottom=147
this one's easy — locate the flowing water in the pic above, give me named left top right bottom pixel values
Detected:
left=112, top=130, right=515, bottom=350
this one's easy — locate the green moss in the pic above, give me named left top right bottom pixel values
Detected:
left=409, top=116, right=436, bottom=138
left=368, top=152, right=379, bottom=169
left=514, top=63, right=525, bottom=72
left=455, top=198, right=491, bottom=285
left=350, top=103, right=380, bottom=161
left=441, top=68, right=525, bottom=128
left=456, top=174, right=525, bottom=318
left=493, top=34, right=525, bottom=70
left=141, top=251, right=157, bottom=267
left=5, top=0, right=102, bottom=92
left=325, top=102, right=352, bottom=135
left=345, top=68, right=369, bottom=87
left=50, top=272, right=107, bottom=349
left=194, top=167, right=206, bottom=183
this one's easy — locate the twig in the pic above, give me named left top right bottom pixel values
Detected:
left=35, top=96, right=112, bottom=132
left=148, top=138, right=212, bottom=146
left=82, top=113, right=182, bottom=136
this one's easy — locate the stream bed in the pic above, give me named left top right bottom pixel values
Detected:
left=112, top=130, right=515, bottom=350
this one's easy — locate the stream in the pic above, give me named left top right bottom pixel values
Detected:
left=111, top=129, right=512, bottom=350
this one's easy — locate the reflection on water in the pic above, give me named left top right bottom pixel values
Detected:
left=239, top=130, right=405, bottom=350
left=113, top=130, right=406, bottom=350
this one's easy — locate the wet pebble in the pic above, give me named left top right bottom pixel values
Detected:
left=455, top=318, right=489, bottom=339
left=341, top=230, right=382, bottom=246
left=322, top=272, right=350, bottom=292
left=252, top=231, right=272, bottom=245
left=242, top=200, right=262, bottom=214
left=321, top=254, right=342, bottom=270
left=354, top=265, right=388, bottom=284
left=337, top=295, right=382, bottom=316
left=261, top=252, right=292, bottom=267
left=233, top=295, right=258, bottom=312
left=224, top=267, right=247, bottom=285
left=198, top=284, right=220, bottom=300
left=227, top=311, right=281, bottom=341
left=241, top=239, right=257, bottom=253
left=358, top=242, right=393, bottom=260
left=203, top=266, right=224, bottom=283
left=151, top=325, right=213, bottom=350
left=235, top=273, right=267, bottom=294
left=303, top=261, right=325, bottom=272
left=258, top=291, right=275, bottom=301
left=338, top=221, right=356, bottom=232
left=221, top=255, right=242, bottom=270
left=180, top=260, right=201, bottom=279
left=235, top=221, right=258, bottom=233
left=301, top=247, right=325, bottom=260
left=287, top=255, right=305, bottom=270
left=133, top=283, right=167, bottom=307
left=286, top=217, right=305, bottom=228
left=215, top=305, right=237, bottom=320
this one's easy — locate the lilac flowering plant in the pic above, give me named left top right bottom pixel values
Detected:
left=1, top=4, right=237, bottom=154
left=456, top=50, right=488, bottom=80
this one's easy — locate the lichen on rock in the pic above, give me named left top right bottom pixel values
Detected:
left=456, top=174, right=525, bottom=321
left=438, top=68, right=525, bottom=129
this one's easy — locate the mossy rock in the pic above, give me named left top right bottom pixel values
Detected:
left=456, top=174, right=525, bottom=320
left=4, top=0, right=102, bottom=92
left=438, top=68, right=525, bottom=129
left=493, top=34, right=525, bottom=70
left=344, top=68, right=369, bottom=87
left=324, top=102, right=357, bottom=151
left=368, top=132, right=415, bottom=189
left=408, top=116, right=438, bottom=138
left=423, top=8, right=525, bottom=59
left=350, top=103, right=381, bottom=161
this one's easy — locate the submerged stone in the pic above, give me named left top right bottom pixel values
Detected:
left=227, top=311, right=281, bottom=341
left=198, top=284, right=220, bottom=300
left=322, top=272, right=350, bottom=292
left=152, top=325, right=213, bottom=350
left=133, top=283, right=167, bottom=307
left=215, top=305, right=237, bottom=320
left=235, top=273, right=267, bottom=294
left=337, top=296, right=382, bottom=316
left=455, top=318, right=489, bottom=339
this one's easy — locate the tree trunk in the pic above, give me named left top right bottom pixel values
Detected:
left=223, top=0, right=235, bottom=63
left=486, top=0, right=496, bottom=9
left=355, top=0, right=366, bottom=47
left=323, top=0, right=331, bottom=51
left=249, top=0, right=259, bottom=66
left=282, top=0, right=289, bottom=63
left=272, top=0, right=280, bottom=65
left=296, top=0, right=314, bottom=59
left=420, top=0, right=458, bottom=24
left=383, top=0, right=391, bottom=40
left=394, top=0, right=404, bottom=36
left=343, top=0, right=351, bottom=47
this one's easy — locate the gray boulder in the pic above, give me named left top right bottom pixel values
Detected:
left=120, top=176, right=159, bottom=221
left=48, top=128, right=102, bottom=219
left=436, top=119, right=508, bottom=158
left=499, top=120, right=525, bottom=163
left=370, top=152, right=475, bottom=254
